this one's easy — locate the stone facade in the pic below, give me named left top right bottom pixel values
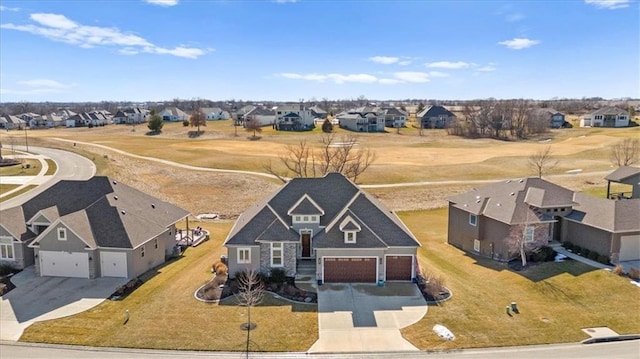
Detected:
left=259, top=242, right=297, bottom=276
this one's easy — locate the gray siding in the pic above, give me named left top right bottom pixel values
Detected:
left=447, top=205, right=481, bottom=253
left=131, top=238, right=165, bottom=278
left=562, top=219, right=612, bottom=257
left=37, top=224, right=88, bottom=252
left=227, top=245, right=261, bottom=278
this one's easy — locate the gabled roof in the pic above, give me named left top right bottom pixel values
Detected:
left=566, top=194, right=639, bottom=233
left=2, top=177, right=189, bottom=250
left=417, top=105, right=455, bottom=118
left=383, top=107, right=407, bottom=117
left=282, top=112, right=301, bottom=118
left=160, top=107, right=188, bottom=118
left=588, top=107, right=630, bottom=116
left=605, top=166, right=640, bottom=183
left=0, top=115, right=25, bottom=125
left=225, top=173, right=420, bottom=249
left=0, top=206, right=35, bottom=242
left=201, top=107, right=223, bottom=115
left=448, top=178, right=575, bottom=225
left=309, top=105, right=327, bottom=114
left=247, top=107, right=275, bottom=116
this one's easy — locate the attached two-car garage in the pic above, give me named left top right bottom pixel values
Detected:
left=39, top=251, right=90, bottom=278
left=322, top=255, right=414, bottom=283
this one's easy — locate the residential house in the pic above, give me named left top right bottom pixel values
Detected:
left=30, top=113, right=65, bottom=128
left=580, top=107, right=630, bottom=128
left=605, top=166, right=640, bottom=199
left=529, top=108, right=566, bottom=129
left=383, top=107, right=408, bottom=128
left=65, top=111, right=109, bottom=127
left=0, top=177, right=189, bottom=278
left=309, top=105, right=328, bottom=120
left=447, top=168, right=640, bottom=264
left=244, top=107, right=276, bottom=127
left=158, top=107, right=189, bottom=122
left=0, top=115, right=26, bottom=130
left=224, top=173, right=421, bottom=283
left=417, top=105, right=456, bottom=129
left=55, top=109, right=76, bottom=119
left=274, top=104, right=315, bottom=131
left=18, top=113, right=41, bottom=124
left=336, top=106, right=385, bottom=132
left=201, top=107, right=230, bottom=121
left=113, top=108, right=149, bottom=124
left=447, top=178, right=576, bottom=261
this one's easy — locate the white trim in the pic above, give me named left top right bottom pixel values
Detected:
left=57, top=228, right=67, bottom=241
left=524, top=226, right=535, bottom=242
left=344, top=231, right=356, bottom=244
left=270, top=242, right=283, bottom=267
left=473, top=239, right=480, bottom=252
left=0, top=236, right=15, bottom=260
left=287, top=193, right=325, bottom=216
left=299, top=229, right=313, bottom=258
left=383, top=254, right=415, bottom=281
left=237, top=247, right=251, bottom=264
left=469, top=214, right=477, bottom=227
left=28, top=219, right=95, bottom=249
left=321, top=255, right=379, bottom=283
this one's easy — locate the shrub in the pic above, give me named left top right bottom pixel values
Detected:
left=0, top=263, right=17, bottom=276
left=597, top=254, right=610, bottom=265
left=420, top=269, right=446, bottom=300
left=532, top=246, right=556, bottom=262
left=182, top=120, right=189, bottom=127
left=215, top=263, right=228, bottom=276
left=562, top=242, right=574, bottom=251
left=629, top=268, right=640, bottom=280
left=573, top=245, right=582, bottom=255
left=587, top=251, right=599, bottom=261
left=269, top=267, right=287, bottom=283
left=581, top=248, right=591, bottom=258
left=612, top=265, right=625, bottom=276
left=321, top=118, right=333, bottom=133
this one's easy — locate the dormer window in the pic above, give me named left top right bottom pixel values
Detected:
left=344, top=231, right=356, bottom=244
left=57, top=228, right=67, bottom=241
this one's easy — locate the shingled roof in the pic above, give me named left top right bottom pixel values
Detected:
left=0, top=177, right=189, bottom=249
left=605, top=166, right=640, bottom=183
left=224, top=173, right=420, bottom=249
left=566, top=194, right=640, bottom=233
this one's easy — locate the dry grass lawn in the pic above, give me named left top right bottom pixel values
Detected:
left=20, top=221, right=318, bottom=351
left=400, top=209, right=640, bottom=349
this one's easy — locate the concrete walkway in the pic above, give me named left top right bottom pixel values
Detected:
left=549, top=243, right=612, bottom=269
left=308, top=283, right=427, bottom=353
left=0, top=152, right=52, bottom=198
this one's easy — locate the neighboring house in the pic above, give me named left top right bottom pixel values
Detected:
left=18, top=113, right=41, bottom=124
left=309, top=105, right=328, bottom=119
left=448, top=169, right=640, bottom=264
left=66, top=111, right=109, bottom=127
left=0, top=177, right=189, bottom=279
left=580, top=107, right=630, bottom=128
left=0, top=115, right=26, bottom=130
left=224, top=173, right=421, bottom=283
left=159, top=107, right=189, bottom=122
left=417, top=105, right=456, bottom=129
left=55, top=109, right=76, bottom=119
left=336, top=106, right=385, bottom=132
left=382, top=107, right=408, bottom=128
left=113, top=108, right=149, bottom=124
left=30, top=113, right=65, bottom=128
left=201, top=107, right=230, bottom=121
left=529, top=108, right=566, bottom=129
left=274, top=104, right=315, bottom=131
left=244, top=107, right=276, bottom=127
left=447, top=178, right=576, bottom=261
left=605, top=166, right=640, bottom=199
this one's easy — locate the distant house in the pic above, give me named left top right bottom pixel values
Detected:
left=382, top=107, right=408, bottom=128
left=0, top=177, right=189, bottom=278
left=224, top=173, right=421, bottom=283
left=417, top=105, right=456, bottom=129
left=55, top=109, right=76, bottom=119
left=529, top=108, right=566, bottom=129
left=30, top=113, right=65, bottom=128
left=159, top=107, right=189, bottom=122
left=66, top=111, right=109, bottom=128
left=18, top=113, right=40, bottom=124
left=113, top=108, right=149, bottom=124
left=274, top=104, right=315, bottom=131
left=336, top=106, right=385, bottom=132
left=201, top=107, right=230, bottom=121
left=580, top=107, right=630, bottom=128
left=244, top=107, right=276, bottom=127
left=309, top=105, right=328, bottom=119
left=447, top=168, right=640, bottom=264
left=0, top=115, right=26, bottom=130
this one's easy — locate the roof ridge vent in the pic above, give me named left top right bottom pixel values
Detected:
left=114, top=196, right=118, bottom=200
left=519, top=179, right=524, bottom=183
left=506, top=180, right=511, bottom=183
left=121, top=210, right=125, bottom=215
left=510, top=192, right=515, bottom=196
left=151, top=203, right=156, bottom=208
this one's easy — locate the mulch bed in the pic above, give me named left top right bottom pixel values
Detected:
left=0, top=276, right=16, bottom=296
left=195, top=275, right=317, bottom=304
left=109, top=278, right=143, bottom=300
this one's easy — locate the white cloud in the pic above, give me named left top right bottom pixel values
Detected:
left=1, top=13, right=208, bottom=59
left=278, top=70, right=454, bottom=84
left=398, top=60, right=412, bottom=66
left=392, top=72, right=431, bottom=83
left=3, top=78, right=77, bottom=95
left=498, top=37, right=541, bottom=50
left=368, top=56, right=399, bottom=65
left=427, top=71, right=450, bottom=78
left=476, top=66, right=496, bottom=72
left=506, top=13, right=525, bottom=22
left=327, top=73, right=378, bottom=84
left=144, top=0, right=179, bottom=6
left=18, top=79, right=75, bottom=89
left=274, top=0, right=298, bottom=3
left=378, top=78, right=402, bottom=84
left=0, top=5, right=20, bottom=11
left=584, top=0, right=630, bottom=9
left=425, top=61, right=473, bottom=69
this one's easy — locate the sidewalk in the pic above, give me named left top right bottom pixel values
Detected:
left=0, top=152, right=51, bottom=198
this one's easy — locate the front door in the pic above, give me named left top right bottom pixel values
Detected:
left=301, top=233, right=311, bottom=258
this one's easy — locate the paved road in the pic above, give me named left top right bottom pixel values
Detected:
left=0, top=146, right=96, bottom=210
left=1, top=340, right=639, bottom=359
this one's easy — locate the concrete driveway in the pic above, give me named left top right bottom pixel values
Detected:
left=0, top=267, right=127, bottom=341
left=308, top=282, right=427, bottom=353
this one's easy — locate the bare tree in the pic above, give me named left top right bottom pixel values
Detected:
left=264, top=133, right=375, bottom=183
left=610, top=138, right=639, bottom=167
left=189, top=102, right=206, bottom=134
left=528, top=146, right=557, bottom=178
left=244, top=116, right=263, bottom=139
left=506, top=222, right=547, bottom=267
left=234, top=270, right=264, bottom=358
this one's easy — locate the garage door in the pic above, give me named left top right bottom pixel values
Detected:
left=323, top=257, right=376, bottom=283
left=619, top=235, right=640, bottom=262
left=100, top=251, right=128, bottom=278
left=40, top=251, right=89, bottom=278
left=385, top=255, right=413, bottom=281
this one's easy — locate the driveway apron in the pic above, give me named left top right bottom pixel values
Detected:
left=308, top=282, right=427, bottom=353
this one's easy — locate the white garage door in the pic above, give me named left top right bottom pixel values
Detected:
left=100, top=251, right=128, bottom=278
left=40, top=251, right=89, bottom=278
left=619, top=235, right=640, bottom=262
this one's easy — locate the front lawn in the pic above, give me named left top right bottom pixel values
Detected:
left=20, top=221, right=318, bottom=351
left=400, top=208, right=640, bottom=349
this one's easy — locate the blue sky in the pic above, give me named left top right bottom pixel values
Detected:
left=0, top=0, right=638, bottom=102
